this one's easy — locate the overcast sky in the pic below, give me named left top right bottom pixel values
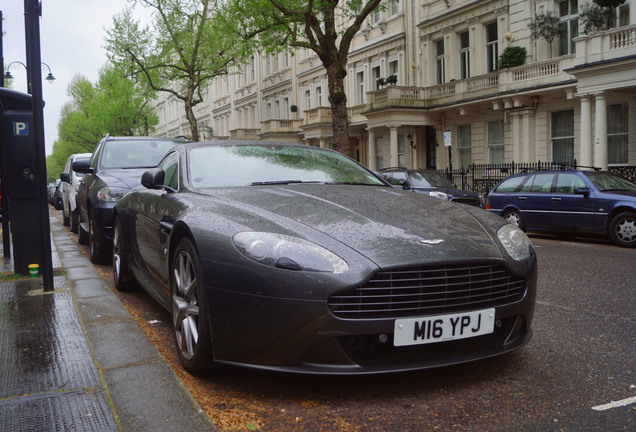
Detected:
left=3, top=0, right=150, bottom=155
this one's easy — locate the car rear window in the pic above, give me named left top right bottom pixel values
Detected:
left=494, top=176, right=525, bottom=192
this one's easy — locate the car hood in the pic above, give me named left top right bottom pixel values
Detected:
left=198, top=184, right=503, bottom=267
left=99, top=168, right=150, bottom=189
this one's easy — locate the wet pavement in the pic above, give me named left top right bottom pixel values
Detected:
left=0, top=213, right=218, bottom=431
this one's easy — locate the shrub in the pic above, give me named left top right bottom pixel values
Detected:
left=498, top=46, right=527, bottom=69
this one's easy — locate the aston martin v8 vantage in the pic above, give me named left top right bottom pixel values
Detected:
left=113, top=141, right=537, bottom=375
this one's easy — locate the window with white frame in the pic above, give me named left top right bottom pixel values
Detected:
left=389, top=60, right=399, bottom=84
left=488, top=120, right=505, bottom=163
left=316, top=86, right=322, bottom=106
left=284, top=51, right=289, bottom=68
left=266, top=102, right=272, bottom=121
left=558, top=0, right=578, bottom=56
left=459, top=31, right=470, bottom=79
left=551, top=110, right=574, bottom=162
left=266, top=55, right=271, bottom=75
left=372, top=65, right=382, bottom=89
left=371, top=7, right=381, bottom=24
left=436, top=39, right=445, bottom=84
left=609, top=0, right=630, bottom=27
left=389, top=0, right=400, bottom=16
left=305, top=89, right=311, bottom=110
left=283, top=97, right=289, bottom=119
left=398, top=135, right=406, bottom=167
left=274, top=100, right=280, bottom=119
left=486, top=22, right=498, bottom=73
left=457, top=124, right=471, bottom=169
left=608, top=103, right=628, bottom=165
left=357, top=71, right=365, bottom=104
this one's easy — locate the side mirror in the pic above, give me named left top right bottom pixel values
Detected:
left=72, top=159, right=92, bottom=174
left=574, top=187, right=590, bottom=196
left=60, top=172, right=70, bottom=183
left=141, top=168, right=166, bottom=190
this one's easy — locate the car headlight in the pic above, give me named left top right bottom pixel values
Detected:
left=497, top=223, right=533, bottom=261
left=233, top=232, right=348, bottom=273
left=97, top=187, right=129, bottom=202
left=429, top=191, right=448, bottom=200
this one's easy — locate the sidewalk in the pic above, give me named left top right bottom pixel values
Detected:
left=0, top=212, right=218, bottom=431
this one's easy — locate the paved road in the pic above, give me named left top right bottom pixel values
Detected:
left=61, top=210, right=635, bottom=431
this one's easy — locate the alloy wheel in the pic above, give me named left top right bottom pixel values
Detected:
left=172, top=250, right=200, bottom=361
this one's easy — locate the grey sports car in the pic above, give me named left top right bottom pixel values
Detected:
left=113, top=141, right=537, bottom=375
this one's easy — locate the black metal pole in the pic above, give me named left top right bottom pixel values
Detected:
left=0, top=10, right=11, bottom=259
left=24, top=0, right=53, bottom=292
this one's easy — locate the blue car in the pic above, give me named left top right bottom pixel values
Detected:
left=486, top=169, right=636, bottom=247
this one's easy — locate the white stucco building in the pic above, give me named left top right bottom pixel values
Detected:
left=153, top=0, right=635, bottom=179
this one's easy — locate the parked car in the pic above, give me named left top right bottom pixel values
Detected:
left=51, top=179, right=63, bottom=210
left=113, top=141, right=537, bottom=375
left=47, top=182, right=55, bottom=204
left=73, top=135, right=189, bottom=264
left=379, top=167, right=483, bottom=207
left=485, top=169, right=636, bottom=247
left=60, top=153, right=92, bottom=233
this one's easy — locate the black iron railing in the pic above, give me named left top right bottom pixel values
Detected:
left=437, top=162, right=636, bottom=199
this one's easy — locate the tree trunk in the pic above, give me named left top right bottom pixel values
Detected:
left=326, top=64, right=350, bottom=156
left=184, top=99, right=200, bottom=142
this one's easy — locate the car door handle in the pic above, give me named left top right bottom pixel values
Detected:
left=518, top=196, right=527, bottom=200
left=551, top=197, right=562, bottom=201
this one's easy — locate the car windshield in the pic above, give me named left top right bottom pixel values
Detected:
left=100, top=139, right=178, bottom=169
left=188, top=144, right=387, bottom=188
left=408, top=171, right=453, bottom=188
left=585, top=171, right=636, bottom=192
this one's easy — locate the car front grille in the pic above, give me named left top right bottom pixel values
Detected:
left=328, top=263, right=526, bottom=319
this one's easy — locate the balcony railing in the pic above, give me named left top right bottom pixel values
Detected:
left=260, top=118, right=304, bottom=133
left=366, top=57, right=574, bottom=110
left=573, top=24, right=636, bottom=67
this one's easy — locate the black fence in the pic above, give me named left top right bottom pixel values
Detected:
left=438, top=161, right=636, bottom=199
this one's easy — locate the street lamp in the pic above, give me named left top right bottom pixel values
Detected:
left=4, top=61, right=56, bottom=83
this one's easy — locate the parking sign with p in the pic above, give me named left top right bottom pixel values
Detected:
left=13, top=121, right=29, bottom=136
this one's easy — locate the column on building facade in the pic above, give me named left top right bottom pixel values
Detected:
left=367, top=128, right=377, bottom=170
left=594, top=92, right=608, bottom=170
left=319, top=138, right=327, bottom=148
left=579, top=94, right=593, bottom=168
left=522, top=109, right=535, bottom=163
left=390, top=127, right=399, bottom=167
left=511, top=112, right=521, bottom=162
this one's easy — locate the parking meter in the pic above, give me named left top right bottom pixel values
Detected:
left=0, top=88, right=42, bottom=274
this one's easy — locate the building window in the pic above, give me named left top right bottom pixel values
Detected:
left=371, top=7, right=381, bottom=24
left=389, top=0, right=400, bottom=16
left=558, top=0, right=578, bottom=56
left=608, top=103, right=628, bottom=165
left=372, top=65, right=382, bottom=89
left=283, top=97, right=289, bottom=119
left=457, top=124, right=471, bottom=169
left=459, top=31, right=470, bottom=79
left=305, top=89, right=311, bottom=110
left=316, top=86, right=322, bottom=106
left=486, top=22, right=498, bottom=73
left=610, top=0, right=630, bottom=27
left=398, top=135, right=406, bottom=167
left=389, top=60, right=399, bottom=84
left=436, top=39, right=445, bottom=84
left=274, top=100, right=280, bottom=119
left=551, top=109, right=574, bottom=162
left=266, top=102, right=272, bottom=120
left=357, top=71, right=365, bottom=104
left=488, top=120, right=505, bottom=163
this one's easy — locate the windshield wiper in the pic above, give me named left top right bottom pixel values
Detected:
left=251, top=180, right=303, bottom=186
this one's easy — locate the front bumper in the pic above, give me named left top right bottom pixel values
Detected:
left=207, top=258, right=537, bottom=374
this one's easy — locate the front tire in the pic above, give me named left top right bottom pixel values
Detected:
left=63, top=202, right=70, bottom=226
left=112, top=217, right=137, bottom=291
left=171, top=237, right=213, bottom=375
left=89, top=209, right=110, bottom=264
left=609, top=211, right=636, bottom=248
left=503, top=208, right=525, bottom=231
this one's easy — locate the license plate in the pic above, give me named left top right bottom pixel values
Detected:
left=393, top=308, right=495, bottom=347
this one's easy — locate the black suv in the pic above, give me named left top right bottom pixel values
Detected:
left=73, top=135, right=189, bottom=263
left=379, top=167, right=483, bottom=207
